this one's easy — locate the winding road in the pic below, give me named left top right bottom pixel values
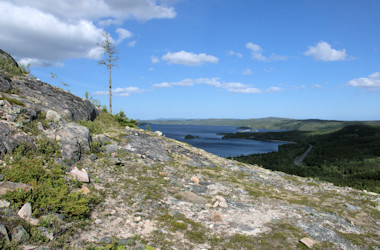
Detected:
left=294, top=144, right=313, bottom=166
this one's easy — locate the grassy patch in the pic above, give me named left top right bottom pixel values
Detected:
left=78, top=110, right=137, bottom=135
left=0, top=96, right=25, bottom=106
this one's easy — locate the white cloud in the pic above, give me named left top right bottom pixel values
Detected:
left=312, top=84, right=323, bottom=88
left=9, top=0, right=176, bottom=22
left=161, top=50, right=219, bottom=66
left=228, top=50, right=243, bottom=58
left=154, top=78, right=195, bottom=88
left=128, top=41, right=137, bottom=47
left=242, top=68, right=252, bottom=75
left=304, top=41, right=347, bottom=61
left=0, top=0, right=176, bottom=66
left=153, top=77, right=283, bottom=94
left=246, top=42, right=286, bottom=62
left=346, top=72, right=380, bottom=90
left=93, top=86, right=146, bottom=96
left=115, top=28, right=133, bottom=45
left=151, top=56, right=160, bottom=64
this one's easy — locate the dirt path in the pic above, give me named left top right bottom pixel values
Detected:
left=294, top=144, right=313, bottom=166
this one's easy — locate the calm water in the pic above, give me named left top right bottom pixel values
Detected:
left=139, top=124, right=286, bottom=157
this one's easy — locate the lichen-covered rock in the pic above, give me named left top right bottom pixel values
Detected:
left=0, top=120, right=33, bottom=154
left=59, top=123, right=90, bottom=164
left=70, top=167, right=90, bottom=183
left=10, top=76, right=99, bottom=121
left=0, top=224, right=10, bottom=244
left=11, top=225, right=29, bottom=244
left=0, top=181, right=33, bottom=195
left=17, top=202, right=32, bottom=219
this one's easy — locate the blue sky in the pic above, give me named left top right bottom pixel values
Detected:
left=1, top=0, right=379, bottom=120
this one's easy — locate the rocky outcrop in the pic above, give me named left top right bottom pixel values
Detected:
left=4, top=75, right=98, bottom=121
left=58, top=123, right=91, bottom=164
left=0, top=53, right=99, bottom=158
left=0, top=49, right=19, bottom=69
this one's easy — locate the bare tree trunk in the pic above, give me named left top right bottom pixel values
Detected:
left=108, top=64, right=112, bottom=114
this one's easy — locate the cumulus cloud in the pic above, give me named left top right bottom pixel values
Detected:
left=228, top=50, right=243, bottom=58
left=153, top=77, right=283, bottom=94
left=93, top=86, right=146, bottom=96
left=346, top=72, right=380, bottom=90
left=8, top=0, right=176, bottom=22
left=115, top=28, right=133, bottom=45
left=161, top=50, right=219, bottom=66
left=0, top=0, right=176, bottom=66
left=246, top=42, right=286, bottom=62
left=304, top=41, right=347, bottom=61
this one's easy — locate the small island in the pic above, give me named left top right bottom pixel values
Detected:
left=184, top=134, right=198, bottom=139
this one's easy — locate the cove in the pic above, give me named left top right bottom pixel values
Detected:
left=139, top=124, right=287, bottom=157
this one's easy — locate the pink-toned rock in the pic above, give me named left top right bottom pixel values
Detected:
left=18, top=202, right=32, bottom=219
left=211, top=213, right=222, bottom=222
left=111, top=152, right=118, bottom=157
left=79, top=186, right=90, bottom=194
left=69, top=167, right=89, bottom=183
left=0, top=182, right=32, bottom=195
left=215, top=195, right=226, bottom=203
left=300, top=238, right=317, bottom=248
left=0, top=199, right=10, bottom=208
left=190, top=176, right=200, bottom=184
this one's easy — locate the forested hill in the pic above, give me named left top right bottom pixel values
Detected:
left=231, top=124, right=380, bottom=193
left=140, top=117, right=380, bottom=131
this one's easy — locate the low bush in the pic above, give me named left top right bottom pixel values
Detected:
left=78, top=110, right=137, bottom=134
left=0, top=140, right=98, bottom=219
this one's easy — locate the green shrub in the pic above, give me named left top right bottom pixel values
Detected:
left=78, top=110, right=137, bottom=134
left=0, top=57, right=30, bottom=78
left=0, top=140, right=98, bottom=219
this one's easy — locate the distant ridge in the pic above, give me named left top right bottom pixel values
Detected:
left=139, top=117, right=380, bottom=131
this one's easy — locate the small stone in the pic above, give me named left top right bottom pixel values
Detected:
left=79, top=186, right=90, bottom=195
left=210, top=213, right=222, bottom=222
left=89, top=154, right=98, bottom=161
left=18, top=202, right=32, bottom=219
left=46, top=110, right=62, bottom=122
left=159, top=172, right=167, bottom=177
left=11, top=225, right=29, bottom=244
left=134, top=216, right=142, bottom=222
left=69, top=167, right=90, bottom=183
left=111, top=217, right=123, bottom=227
left=215, top=195, right=226, bottom=203
left=95, top=219, right=103, bottom=224
left=100, top=236, right=113, bottom=244
left=191, top=176, right=200, bottom=184
left=300, top=237, right=317, bottom=248
left=218, top=201, right=228, bottom=208
left=154, top=131, right=163, bottom=136
left=0, top=224, right=10, bottom=244
left=26, top=217, right=40, bottom=226
left=111, top=152, right=118, bottom=158
left=36, top=227, right=54, bottom=241
left=175, top=191, right=208, bottom=204
left=0, top=199, right=10, bottom=208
